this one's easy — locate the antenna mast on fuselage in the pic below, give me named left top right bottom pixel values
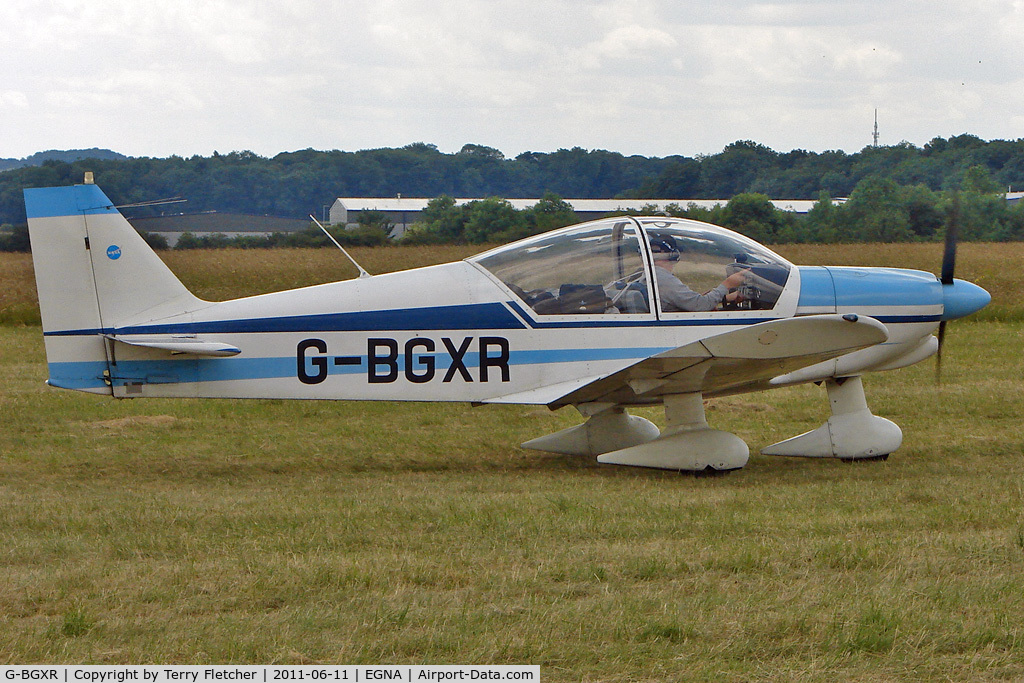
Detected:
left=309, top=215, right=372, bottom=279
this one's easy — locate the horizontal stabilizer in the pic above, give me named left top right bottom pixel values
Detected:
left=107, top=334, right=241, bottom=357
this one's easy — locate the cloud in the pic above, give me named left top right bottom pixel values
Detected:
left=1, top=0, right=1022, bottom=159
left=572, top=25, right=678, bottom=70
left=0, top=91, right=29, bottom=110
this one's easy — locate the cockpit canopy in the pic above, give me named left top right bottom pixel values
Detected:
left=470, top=216, right=792, bottom=316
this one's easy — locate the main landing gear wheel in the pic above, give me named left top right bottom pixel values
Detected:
left=840, top=453, right=890, bottom=463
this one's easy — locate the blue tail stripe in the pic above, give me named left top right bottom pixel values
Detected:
left=24, top=185, right=119, bottom=219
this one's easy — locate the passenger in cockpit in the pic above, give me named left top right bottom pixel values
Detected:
left=649, top=234, right=748, bottom=312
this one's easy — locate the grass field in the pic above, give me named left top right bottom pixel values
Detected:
left=1, top=244, right=1022, bottom=680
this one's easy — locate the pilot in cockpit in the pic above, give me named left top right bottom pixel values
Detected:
left=649, top=234, right=748, bottom=312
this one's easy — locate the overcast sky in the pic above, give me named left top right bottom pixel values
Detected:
left=2, top=0, right=1022, bottom=160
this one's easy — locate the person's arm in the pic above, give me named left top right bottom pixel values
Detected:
left=656, top=268, right=728, bottom=312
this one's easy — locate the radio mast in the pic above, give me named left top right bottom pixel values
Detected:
left=872, top=109, right=880, bottom=147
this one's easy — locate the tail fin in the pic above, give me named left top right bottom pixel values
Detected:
left=24, top=182, right=203, bottom=393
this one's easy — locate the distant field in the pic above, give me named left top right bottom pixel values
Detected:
left=1, top=242, right=1022, bottom=679
left=2, top=242, right=1023, bottom=324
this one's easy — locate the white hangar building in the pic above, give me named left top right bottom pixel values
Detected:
left=329, top=197, right=823, bottom=238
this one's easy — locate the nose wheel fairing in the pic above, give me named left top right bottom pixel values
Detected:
left=761, top=376, right=902, bottom=459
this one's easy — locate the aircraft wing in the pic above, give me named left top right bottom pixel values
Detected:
left=546, top=314, right=889, bottom=409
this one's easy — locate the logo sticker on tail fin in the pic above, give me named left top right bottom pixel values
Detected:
left=106, top=245, right=121, bottom=260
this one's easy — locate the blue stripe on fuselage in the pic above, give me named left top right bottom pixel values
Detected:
left=46, top=361, right=110, bottom=390
left=45, top=300, right=781, bottom=338
left=48, top=345, right=672, bottom=388
left=44, top=302, right=529, bottom=337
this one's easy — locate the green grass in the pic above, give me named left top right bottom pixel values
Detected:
left=1, top=318, right=1022, bottom=680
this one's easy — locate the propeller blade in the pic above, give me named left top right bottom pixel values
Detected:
left=936, top=192, right=960, bottom=382
left=941, top=192, right=960, bottom=285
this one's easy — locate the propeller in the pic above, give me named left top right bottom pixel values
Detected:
left=936, top=192, right=960, bottom=381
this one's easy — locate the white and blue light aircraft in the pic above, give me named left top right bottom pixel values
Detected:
left=24, top=181, right=990, bottom=473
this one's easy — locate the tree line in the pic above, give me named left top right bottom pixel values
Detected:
left=402, top=174, right=1024, bottom=246
left=125, top=175, right=1024, bottom=252
left=2, top=135, right=1024, bottom=250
